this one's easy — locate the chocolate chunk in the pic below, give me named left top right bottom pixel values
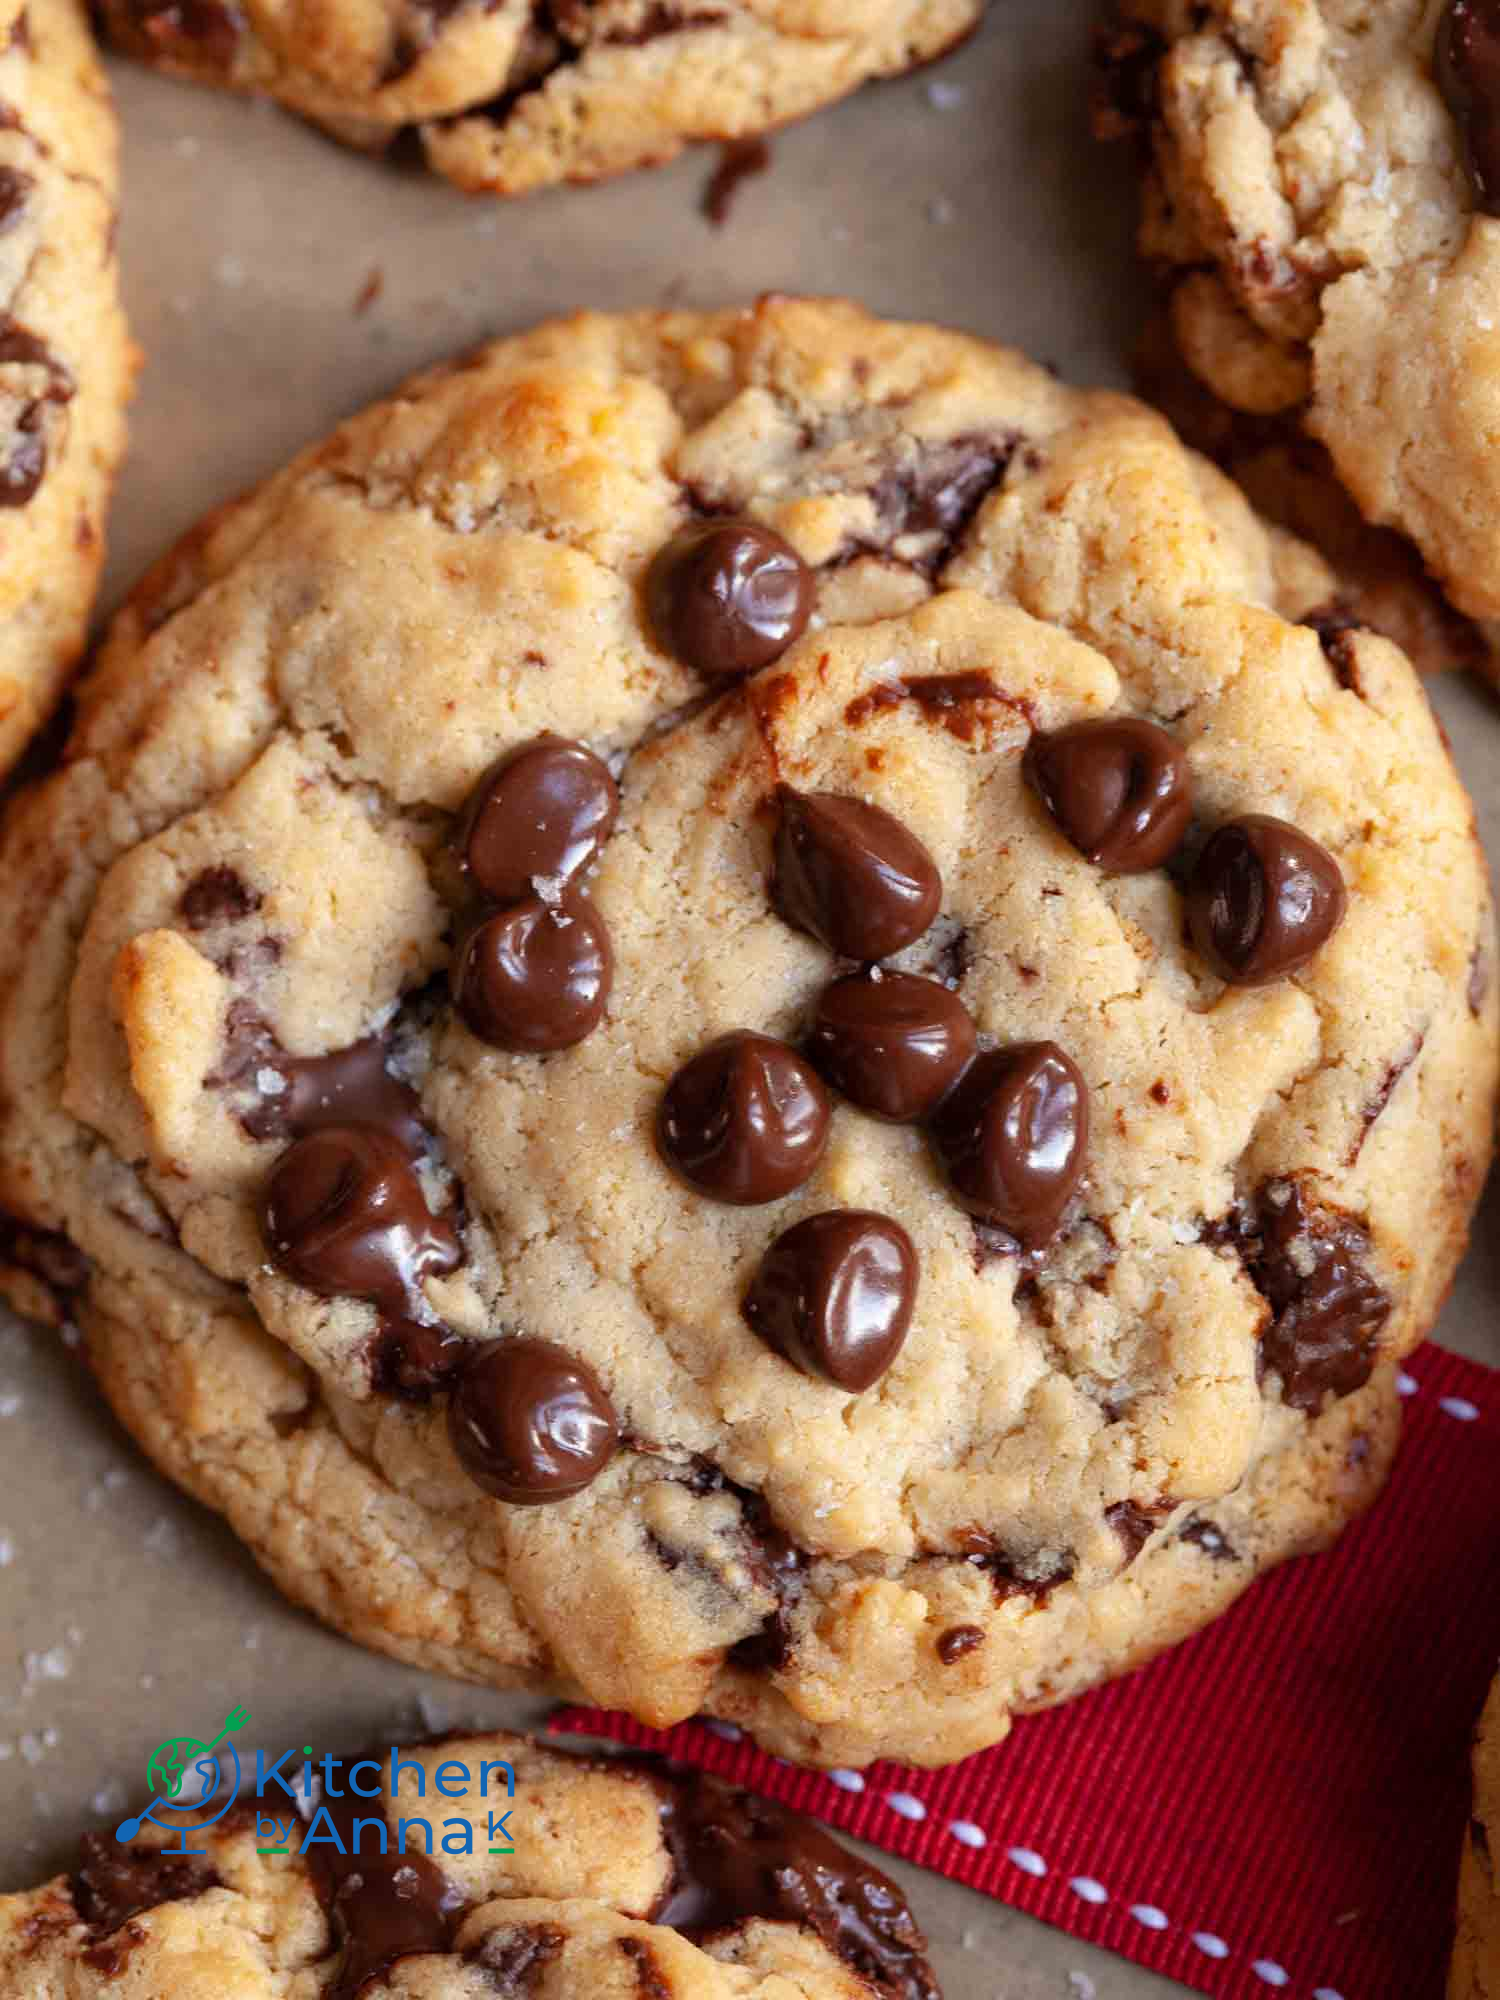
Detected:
left=1439, top=1, right=1500, bottom=213
left=454, top=894, right=612, bottom=1053
left=1185, top=814, right=1346, bottom=985
left=448, top=1335, right=619, bottom=1503
left=646, top=520, right=812, bottom=681
left=867, top=433, right=1015, bottom=569
left=262, top=1124, right=461, bottom=1349
left=1105, top=1499, right=1163, bottom=1562
left=743, top=1210, right=917, bottom=1392
left=807, top=971, right=976, bottom=1123
left=1179, top=1515, right=1237, bottom=1563
left=455, top=736, right=619, bottom=906
left=772, top=789, right=941, bottom=961
left=657, top=1779, right=937, bottom=2000
left=936, top=1623, right=984, bottom=1664
left=470, top=1925, right=566, bottom=1995
left=72, top=1835, right=218, bottom=1939
left=1023, top=716, right=1191, bottom=872
left=658, top=1031, right=831, bottom=1205
left=1248, top=1181, right=1391, bottom=1411
left=304, top=1785, right=467, bottom=2000
left=928, top=1043, right=1089, bottom=1248
left=178, top=864, right=261, bottom=930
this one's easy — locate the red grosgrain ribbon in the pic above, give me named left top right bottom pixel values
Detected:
left=555, top=1344, right=1500, bottom=1999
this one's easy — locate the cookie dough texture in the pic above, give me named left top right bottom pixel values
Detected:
left=0, top=299, right=1492, bottom=1769
left=98, top=0, right=981, bottom=195
left=1105, top=0, right=1500, bottom=657
left=0, top=1730, right=920, bottom=2000
left=0, top=0, right=133, bottom=775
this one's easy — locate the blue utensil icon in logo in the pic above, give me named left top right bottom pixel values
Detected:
left=115, top=1706, right=249, bottom=1855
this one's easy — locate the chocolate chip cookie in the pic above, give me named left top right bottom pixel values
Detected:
left=0, top=1728, right=937, bottom=2000
left=97, top=0, right=981, bottom=196
left=0, top=299, right=1491, bottom=1769
left=0, top=0, right=134, bottom=774
left=1453, top=1676, right=1500, bottom=1997
left=1098, top=1, right=1500, bottom=681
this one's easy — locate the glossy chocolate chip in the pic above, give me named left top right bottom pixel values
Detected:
left=455, top=735, right=619, bottom=905
left=1186, top=814, right=1346, bottom=986
left=808, top=971, right=976, bottom=1122
left=658, top=1031, right=831, bottom=1205
left=448, top=1336, right=619, bottom=1503
left=743, top=1210, right=917, bottom=1392
left=646, top=520, right=813, bottom=681
left=303, top=1788, right=466, bottom=2000
left=772, top=789, right=942, bottom=961
left=928, top=1042, right=1089, bottom=1248
left=1023, top=716, right=1191, bottom=872
left=454, top=894, right=612, bottom=1053
left=1247, top=1181, right=1391, bottom=1412
left=262, top=1124, right=460, bottom=1312
left=1438, top=1, right=1500, bottom=214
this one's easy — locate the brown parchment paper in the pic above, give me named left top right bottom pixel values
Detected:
left=2, top=9, right=1496, bottom=1997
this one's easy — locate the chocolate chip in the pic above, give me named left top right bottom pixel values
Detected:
left=303, top=1784, right=466, bottom=2000
left=1185, top=815, right=1346, bottom=985
left=646, top=520, right=812, bottom=681
left=772, top=789, right=941, bottom=961
left=262, top=1124, right=461, bottom=1324
left=1105, top=1499, right=1163, bottom=1561
left=178, top=864, right=261, bottom=930
left=866, top=433, right=1015, bottom=570
left=1438, top=1, right=1500, bottom=213
left=1179, top=1515, right=1237, bottom=1562
left=618, top=1936, right=673, bottom=2000
left=657, top=1031, right=831, bottom=1205
left=936, top=1623, right=984, bottom=1664
left=702, top=136, right=770, bottom=225
left=448, top=1336, right=619, bottom=1503
left=215, top=1009, right=429, bottom=1153
left=928, top=1043, right=1089, bottom=1248
left=454, top=894, right=612, bottom=1053
left=0, top=164, right=31, bottom=232
left=72, top=1836, right=218, bottom=1940
left=716, top=1477, right=808, bottom=1671
left=807, top=971, right=975, bottom=1122
left=470, top=1925, right=566, bottom=1995
left=844, top=671, right=1031, bottom=743
left=1471, top=943, right=1491, bottom=1015
left=656, top=1779, right=937, bottom=2000
left=1023, top=716, right=1191, bottom=872
left=1249, top=1181, right=1391, bottom=1411
left=961, top=1540, right=1075, bottom=1603
left=455, top=735, right=618, bottom=905
left=128, top=0, right=243, bottom=67
left=743, top=1210, right=916, bottom=1392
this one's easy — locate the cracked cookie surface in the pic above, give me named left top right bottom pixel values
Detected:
left=1454, top=1677, right=1500, bottom=1998
left=0, top=0, right=134, bottom=775
left=0, top=1728, right=937, bottom=2000
left=1101, top=0, right=1500, bottom=679
left=96, top=0, right=981, bottom=196
left=0, top=298, right=1492, bottom=1769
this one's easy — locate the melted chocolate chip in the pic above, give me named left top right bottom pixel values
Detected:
left=658, top=1032, right=831, bottom=1205
left=936, top=1623, right=984, bottom=1664
left=448, top=1335, right=619, bottom=1503
left=772, top=789, right=941, bottom=962
left=657, top=1779, right=937, bottom=2000
left=216, top=1009, right=429, bottom=1153
left=0, top=164, right=31, bottom=232
left=702, top=136, right=770, bottom=224
left=470, top=1924, right=566, bottom=1995
left=646, top=520, right=812, bottom=681
left=1185, top=815, right=1346, bottom=986
left=262, top=1124, right=460, bottom=1343
left=178, top=864, right=261, bottom=930
left=128, top=0, right=243, bottom=66
left=304, top=1787, right=467, bottom=2000
left=743, top=1210, right=916, bottom=1392
left=72, top=1835, right=218, bottom=1939
left=454, top=895, right=612, bottom=1053
left=1023, top=716, right=1191, bottom=872
left=1439, top=0, right=1500, bottom=213
left=456, top=736, right=619, bottom=905
left=1105, top=1499, right=1163, bottom=1562
left=928, top=1043, right=1089, bottom=1248
left=962, top=1542, right=1075, bottom=1603
left=1179, top=1515, right=1237, bottom=1563
left=1211, top=1180, right=1391, bottom=1411
left=0, top=320, right=74, bottom=510
left=844, top=671, right=1030, bottom=743
left=807, top=971, right=976, bottom=1123
left=867, top=433, right=1014, bottom=570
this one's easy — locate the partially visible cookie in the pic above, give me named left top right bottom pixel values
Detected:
left=1452, top=1677, right=1500, bottom=1998
left=98, top=0, right=982, bottom=195
left=0, top=299, right=1492, bottom=1770
left=0, top=1729, right=938, bottom=2000
left=0, top=0, right=134, bottom=773
left=1098, top=1, right=1500, bottom=681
